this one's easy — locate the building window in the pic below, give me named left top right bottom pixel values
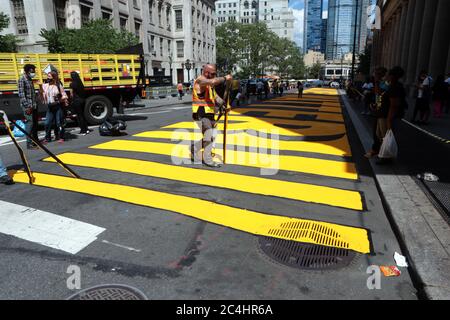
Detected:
left=176, top=41, right=184, bottom=58
left=158, top=3, right=163, bottom=27
left=168, top=40, right=172, bottom=56
left=166, top=6, right=171, bottom=30
left=11, top=0, right=28, bottom=35
left=102, top=8, right=112, bottom=20
left=120, top=16, right=128, bottom=30
left=175, top=10, right=183, bottom=30
left=133, top=0, right=139, bottom=8
left=160, top=38, right=163, bottom=56
left=135, top=21, right=141, bottom=38
left=80, top=5, right=91, bottom=26
left=149, top=0, right=154, bottom=24
left=54, top=0, right=67, bottom=30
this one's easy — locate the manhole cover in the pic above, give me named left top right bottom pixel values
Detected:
left=67, top=284, right=148, bottom=300
left=259, top=237, right=357, bottom=270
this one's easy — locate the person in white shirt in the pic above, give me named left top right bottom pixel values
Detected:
left=412, top=71, right=432, bottom=124
left=41, top=71, right=68, bottom=143
left=362, top=77, right=375, bottom=115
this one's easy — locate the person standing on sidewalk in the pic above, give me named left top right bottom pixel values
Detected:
left=18, top=64, right=39, bottom=150
left=42, top=71, right=68, bottom=143
left=297, top=81, right=304, bottom=99
left=432, top=75, right=447, bottom=118
left=374, top=66, right=407, bottom=165
left=412, top=71, right=432, bottom=124
left=69, top=71, right=90, bottom=136
left=0, top=154, right=14, bottom=185
left=445, top=73, right=450, bottom=114
left=361, top=77, right=375, bottom=115
left=177, top=82, right=184, bottom=100
left=191, top=64, right=232, bottom=168
left=365, top=67, right=388, bottom=159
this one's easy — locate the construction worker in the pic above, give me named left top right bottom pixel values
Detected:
left=192, top=64, right=232, bottom=168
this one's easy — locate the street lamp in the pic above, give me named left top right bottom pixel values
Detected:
left=168, top=55, right=173, bottom=85
left=351, top=0, right=359, bottom=83
left=184, top=59, right=192, bottom=82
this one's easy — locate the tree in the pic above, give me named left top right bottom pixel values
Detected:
left=216, top=20, right=244, bottom=74
left=216, top=21, right=305, bottom=79
left=40, top=19, right=139, bottom=54
left=271, top=38, right=305, bottom=79
left=0, top=12, right=22, bottom=52
left=357, top=46, right=372, bottom=76
left=308, top=62, right=322, bottom=79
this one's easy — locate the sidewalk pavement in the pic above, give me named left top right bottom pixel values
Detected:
left=341, top=90, right=450, bottom=300
left=403, top=98, right=450, bottom=142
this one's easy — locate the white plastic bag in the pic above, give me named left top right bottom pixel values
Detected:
left=379, top=129, right=398, bottom=159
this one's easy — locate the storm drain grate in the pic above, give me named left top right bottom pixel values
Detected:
left=422, top=180, right=450, bottom=221
left=67, top=284, right=148, bottom=300
left=259, top=236, right=357, bottom=270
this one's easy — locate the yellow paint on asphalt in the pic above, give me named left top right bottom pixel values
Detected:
left=11, top=171, right=371, bottom=254
left=163, top=118, right=347, bottom=137
left=134, top=130, right=352, bottom=157
left=248, top=104, right=342, bottom=114
left=229, top=109, right=344, bottom=122
left=90, top=140, right=358, bottom=180
left=44, top=153, right=363, bottom=210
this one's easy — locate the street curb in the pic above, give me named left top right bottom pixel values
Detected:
left=340, top=90, right=450, bottom=300
left=126, top=99, right=193, bottom=112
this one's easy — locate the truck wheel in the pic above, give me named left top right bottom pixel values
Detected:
left=84, top=95, right=113, bottom=125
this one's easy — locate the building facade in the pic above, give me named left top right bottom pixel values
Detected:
left=325, top=0, right=370, bottom=61
left=371, top=0, right=450, bottom=93
left=303, top=49, right=325, bottom=68
left=303, top=0, right=323, bottom=54
left=1, top=0, right=217, bottom=84
left=215, top=0, right=295, bottom=42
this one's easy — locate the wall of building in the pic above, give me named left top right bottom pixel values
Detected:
left=215, top=0, right=295, bottom=42
left=371, top=0, right=450, bottom=93
left=1, top=0, right=217, bottom=84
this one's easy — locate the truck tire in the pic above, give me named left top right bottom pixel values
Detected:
left=84, top=95, right=113, bottom=125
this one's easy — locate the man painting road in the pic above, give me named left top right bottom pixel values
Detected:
left=191, top=64, right=232, bottom=168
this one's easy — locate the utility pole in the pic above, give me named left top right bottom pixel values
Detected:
left=351, top=0, right=359, bottom=83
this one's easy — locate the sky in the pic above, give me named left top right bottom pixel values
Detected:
left=289, top=0, right=328, bottom=48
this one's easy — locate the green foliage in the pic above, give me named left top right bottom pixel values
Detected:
left=40, top=19, right=139, bottom=54
left=308, top=62, right=322, bottom=79
left=357, top=46, right=372, bottom=76
left=0, top=12, right=22, bottom=52
left=216, top=21, right=305, bottom=79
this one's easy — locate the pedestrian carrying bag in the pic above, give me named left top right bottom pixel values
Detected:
left=379, top=130, right=398, bottom=159
left=12, top=120, right=26, bottom=137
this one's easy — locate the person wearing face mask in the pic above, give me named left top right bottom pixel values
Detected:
left=365, top=67, right=388, bottom=159
left=191, top=64, right=233, bottom=168
left=18, top=64, right=39, bottom=150
left=42, top=71, right=68, bottom=143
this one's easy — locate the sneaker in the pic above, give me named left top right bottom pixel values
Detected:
left=0, top=175, right=14, bottom=185
left=203, top=161, right=222, bottom=168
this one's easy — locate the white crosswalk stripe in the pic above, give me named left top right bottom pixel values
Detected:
left=0, top=200, right=105, bottom=254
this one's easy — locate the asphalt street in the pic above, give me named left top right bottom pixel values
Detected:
left=0, top=89, right=418, bottom=300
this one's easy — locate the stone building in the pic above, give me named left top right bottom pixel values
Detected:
left=1, top=0, right=217, bottom=84
left=215, top=0, right=295, bottom=42
left=370, top=0, right=450, bottom=91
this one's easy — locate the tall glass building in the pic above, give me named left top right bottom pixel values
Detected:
left=303, top=0, right=324, bottom=53
left=326, top=0, right=370, bottom=60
